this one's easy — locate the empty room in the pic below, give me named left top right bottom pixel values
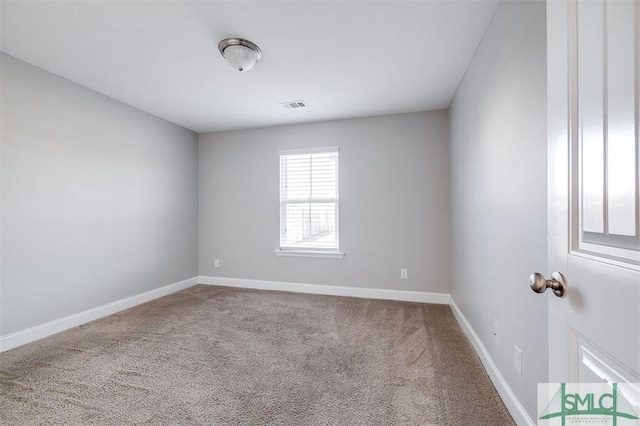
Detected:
left=1, top=0, right=639, bottom=425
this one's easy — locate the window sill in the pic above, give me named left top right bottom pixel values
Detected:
left=274, top=250, right=345, bottom=259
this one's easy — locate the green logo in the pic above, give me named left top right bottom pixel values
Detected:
left=539, top=383, right=639, bottom=425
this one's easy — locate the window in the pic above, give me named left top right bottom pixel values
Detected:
left=277, top=147, right=342, bottom=257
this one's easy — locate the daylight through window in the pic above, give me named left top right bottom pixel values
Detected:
left=279, top=147, right=339, bottom=252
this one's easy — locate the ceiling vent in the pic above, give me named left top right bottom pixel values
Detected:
left=281, top=100, right=308, bottom=109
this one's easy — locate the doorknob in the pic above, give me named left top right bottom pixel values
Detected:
left=529, top=271, right=567, bottom=298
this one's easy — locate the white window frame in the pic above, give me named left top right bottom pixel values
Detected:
left=275, top=147, right=344, bottom=259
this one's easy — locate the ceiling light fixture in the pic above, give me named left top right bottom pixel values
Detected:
left=218, top=38, right=262, bottom=72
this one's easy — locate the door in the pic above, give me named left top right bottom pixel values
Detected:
left=547, top=0, right=640, bottom=392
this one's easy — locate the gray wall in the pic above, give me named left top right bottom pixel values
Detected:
left=199, top=111, right=450, bottom=293
left=449, top=0, right=547, bottom=420
left=0, top=54, right=199, bottom=335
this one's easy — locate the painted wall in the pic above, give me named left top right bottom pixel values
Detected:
left=0, top=54, right=199, bottom=335
left=199, top=111, right=450, bottom=293
left=449, top=0, right=547, bottom=420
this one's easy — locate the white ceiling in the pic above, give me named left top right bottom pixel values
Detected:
left=0, top=1, right=499, bottom=133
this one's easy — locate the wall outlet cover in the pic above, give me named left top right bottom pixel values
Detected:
left=514, top=345, right=522, bottom=376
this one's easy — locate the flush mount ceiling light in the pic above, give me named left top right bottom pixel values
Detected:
left=218, top=38, right=262, bottom=72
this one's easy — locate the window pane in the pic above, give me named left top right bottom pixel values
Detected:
left=309, top=202, right=337, bottom=248
left=281, top=202, right=337, bottom=249
left=282, top=202, right=309, bottom=246
left=281, top=154, right=310, bottom=201
left=311, top=152, right=337, bottom=199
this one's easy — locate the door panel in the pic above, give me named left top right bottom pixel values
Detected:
left=578, top=0, right=606, bottom=234
left=606, top=0, right=637, bottom=237
left=568, top=255, right=640, bottom=375
left=575, top=336, right=640, bottom=388
left=576, top=0, right=639, bottom=252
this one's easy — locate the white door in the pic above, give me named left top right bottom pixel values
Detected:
left=547, top=0, right=640, bottom=394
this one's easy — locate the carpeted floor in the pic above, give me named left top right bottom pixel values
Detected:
left=0, top=285, right=514, bottom=425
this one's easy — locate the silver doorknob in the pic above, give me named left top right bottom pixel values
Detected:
left=529, top=271, right=567, bottom=298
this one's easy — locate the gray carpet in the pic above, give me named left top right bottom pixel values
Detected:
left=0, top=285, right=514, bottom=425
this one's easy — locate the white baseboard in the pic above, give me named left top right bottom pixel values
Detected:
left=0, top=276, right=199, bottom=352
left=198, top=276, right=450, bottom=305
left=449, top=297, right=534, bottom=426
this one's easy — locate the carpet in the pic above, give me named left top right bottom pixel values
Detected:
left=0, top=285, right=514, bottom=425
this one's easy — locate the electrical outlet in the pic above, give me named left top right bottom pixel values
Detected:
left=400, top=269, right=408, bottom=279
left=493, top=322, right=500, bottom=347
left=214, top=259, right=220, bottom=268
left=514, top=345, right=523, bottom=376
